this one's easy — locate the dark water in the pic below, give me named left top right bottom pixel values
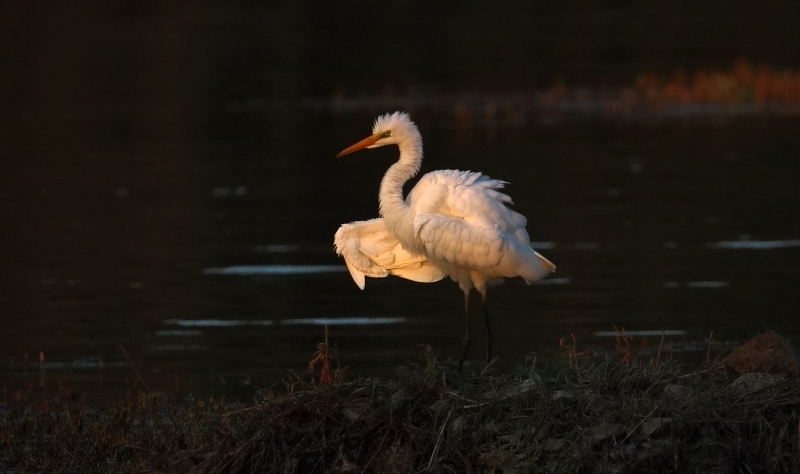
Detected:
left=4, top=113, right=799, bottom=400
left=2, top=3, right=800, bottom=401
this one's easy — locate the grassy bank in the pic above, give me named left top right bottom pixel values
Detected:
left=2, top=349, right=799, bottom=473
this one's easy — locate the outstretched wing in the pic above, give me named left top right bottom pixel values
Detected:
left=334, top=218, right=445, bottom=289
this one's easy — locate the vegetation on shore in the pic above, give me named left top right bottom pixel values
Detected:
left=323, top=59, right=800, bottom=128
left=2, top=335, right=799, bottom=474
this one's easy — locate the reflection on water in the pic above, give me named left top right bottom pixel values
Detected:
left=156, top=330, right=203, bottom=337
left=162, top=317, right=406, bottom=327
left=684, top=281, right=729, bottom=288
left=38, top=358, right=121, bottom=370
left=164, top=319, right=275, bottom=327
left=203, top=265, right=346, bottom=275
left=707, top=239, right=800, bottom=249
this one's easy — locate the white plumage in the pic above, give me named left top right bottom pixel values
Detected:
left=334, top=218, right=445, bottom=289
left=334, top=112, right=555, bottom=369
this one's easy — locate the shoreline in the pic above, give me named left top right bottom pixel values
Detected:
left=3, top=333, right=799, bottom=473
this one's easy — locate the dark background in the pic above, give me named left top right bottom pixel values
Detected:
left=1, top=1, right=799, bottom=399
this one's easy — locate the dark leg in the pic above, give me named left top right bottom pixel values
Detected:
left=482, top=293, right=492, bottom=364
left=458, top=290, right=470, bottom=372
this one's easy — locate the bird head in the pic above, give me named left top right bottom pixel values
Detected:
left=336, top=111, right=418, bottom=157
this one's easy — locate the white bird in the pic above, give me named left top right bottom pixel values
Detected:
left=334, top=112, right=555, bottom=370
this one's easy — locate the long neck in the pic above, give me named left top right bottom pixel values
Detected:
left=378, top=132, right=422, bottom=237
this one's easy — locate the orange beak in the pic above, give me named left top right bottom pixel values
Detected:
left=336, top=133, right=382, bottom=157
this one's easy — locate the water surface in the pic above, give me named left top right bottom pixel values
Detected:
left=2, top=3, right=800, bottom=401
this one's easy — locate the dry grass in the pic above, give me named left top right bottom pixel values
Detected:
left=0, top=386, right=226, bottom=473
left=2, top=345, right=799, bottom=474
left=179, top=351, right=800, bottom=474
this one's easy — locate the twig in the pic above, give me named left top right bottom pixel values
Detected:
left=427, top=410, right=452, bottom=471
left=222, top=404, right=261, bottom=419
left=705, top=331, right=714, bottom=369
left=360, top=426, right=391, bottom=472
left=619, top=404, right=659, bottom=445
left=119, top=344, right=150, bottom=392
left=481, top=356, right=499, bottom=375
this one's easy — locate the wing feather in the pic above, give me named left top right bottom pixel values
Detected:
left=408, top=170, right=528, bottom=236
left=334, top=218, right=445, bottom=289
left=413, top=213, right=506, bottom=270
left=407, top=170, right=553, bottom=281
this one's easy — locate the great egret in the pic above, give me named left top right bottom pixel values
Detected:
left=334, top=112, right=555, bottom=370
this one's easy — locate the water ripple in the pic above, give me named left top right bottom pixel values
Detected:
left=281, top=317, right=406, bottom=326
left=595, top=330, right=687, bottom=337
left=203, top=265, right=346, bottom=275
left=164, top=319, right=274, bottom=327
left=707, top=239, right=800, bottom=249
left=163, top=317, right=406, bottom=327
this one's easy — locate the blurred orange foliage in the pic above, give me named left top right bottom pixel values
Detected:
left=640, top=58, right=800, bottom=104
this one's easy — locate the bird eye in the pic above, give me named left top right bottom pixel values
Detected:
left=382, top=130, right=392, bottom=138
